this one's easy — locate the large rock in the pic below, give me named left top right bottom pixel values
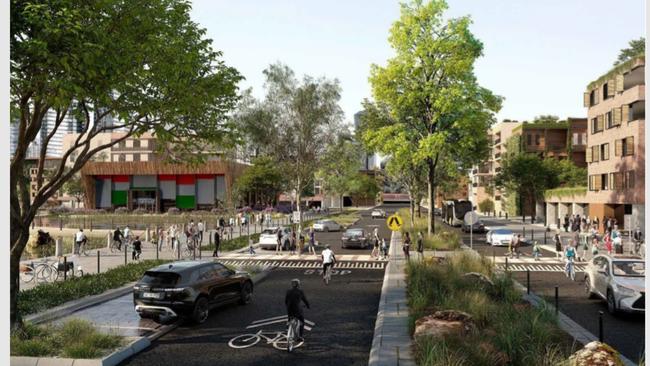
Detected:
left=567, top=341, right=624, bottom=366
left=462, top=272, right=495, bottom=289
left=413, top=310, right=476, bottom=341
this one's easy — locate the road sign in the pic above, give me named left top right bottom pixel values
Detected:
left=386, top=214, right=403, bottom=231
left=292, top=211, right=301, bottom=223
left=464, top=211, right=479, bottom=226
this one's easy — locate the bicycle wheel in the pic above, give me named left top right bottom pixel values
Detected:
left=19, top=265, right=35, bottom=283
left=273, top=333, right=304, bottom=351
left=36, top=264, right=56, bottom=283
left=81, top=244, right=88, bottom=256
left=228, top=334, right=261, bottom=349
left=570, top=265, right=576, bottom=281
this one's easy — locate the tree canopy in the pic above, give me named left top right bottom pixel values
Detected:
left=362, top=0, right=501, bottom=233
left=316, top=133, right=363, bottom=210
left=232, top=156, right=286, bottom=207
left=614, top=37, right=645, bottom=66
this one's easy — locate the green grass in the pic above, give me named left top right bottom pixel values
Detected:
left=407, top=251, right=577, bottom=365
left=201, top=233, right=261, bottom=252
left=398, top=208, right=460, bottom=250
left=11, top=319, right=123, bottom=358
left=18, top=260, right=170, bottom=316
left=544, top=186, right=587, bottom=200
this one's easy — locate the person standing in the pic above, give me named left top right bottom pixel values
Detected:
left=381, top=238, right=389, bottom=260
left=532, top=240, right=541, bottom=261
left=371, top=227, right=380, bottom=259
left=213, top=230, right=220, bottom=257
left=132, top=236, right=142, bottom=260
left=298, top=232, right=305, bottom=257
left=308, top=227, right=316, bottom=256
left=554, top=229, right=563, bottom=259
left=604, top=231, right=613, bottom=255
left=563, top=214, right=570, bottom=233
left=289, top=229, right=297, bottom=255
left=416, top=232, right=424, bottom=261
left=632, top=226, right=643, bottom=255
left=402, top=232, right=411, bottom=261
left=276, top=227, right=284, bottom=253
left=74, top=228, right=86, bottom=255
left=197, top=221, right=204, bottom=245
left=113, top=227, right=124, bottom=251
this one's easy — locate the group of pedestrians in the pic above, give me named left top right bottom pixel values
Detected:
left=271, top=226, right=310, bottom=257
left=401, top=231, right=424, bottom=261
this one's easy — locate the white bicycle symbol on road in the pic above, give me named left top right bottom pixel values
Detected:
left=227, top=315, right=315, bottom=351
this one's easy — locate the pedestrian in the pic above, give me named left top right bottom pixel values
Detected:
left=594, top=216, right=600, bottom=232
left=416, top=231, right=424, bottom=260
left=197, top=221, right=204, bottom=245
left=282, top=232, right=290, bottom=255
left=606, top=217, right=612, bottom=233
left=532, top=240, right=541, bottom=261
left=604, top=232, right=613, bottom=255
left=290, top=229, right=297, bottom=255
left=381, top=238, right=389, bottom=259
left=632, top=226, right=643, bottom=255
left=132, top=235, right=142, bottom=260
left=298, top=232, right=305, bottom=257
left=276, top=227, right=283, bottom=253
left=563, top=214, right=570, bottom=233
left=512, top=234, right=522, bottom=259
left=213, top=230, right=220, bottom=257
left=554, top=229, right=563, bottom=259
left=371, top=228, right=380, bottom=259
left=591, top=237, right=600, bottom=256
left=403, top=232, right=411, bottom=261
left=612, top=225, right=622, bottom=254
left=580, top=234, right=589, bottom=262
left=248, top=236, right=256, bottom=256
left=308, top=226, right=316, bottom=255
left=74, top=228, right=86, bottom=255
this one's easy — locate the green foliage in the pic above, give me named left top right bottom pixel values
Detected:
left=349, top=173, right=381, bottom=202
left=614, top=37, right=645, bottom=66
left=232, top=156, right=286, bottom=206
left=316, top=134, right=363, bottom=205
left=407, top=252, right=574, bottom=365
left=363, top=0, right=502, bottom=234
left=201, top=233, right=260, bottom=252
left=17, top=260, right=170, bottom=316
left=544, top=186, right=587, bottom=200
left=398, top=208, right=460, bottom=250
left=588, top=54, right=645, bottom=90
left=478, top=198, right=494, bottom=213
left=544, top=159, right=587, bottom=187
left=495, top=153, right=557, bottom=203
left=11, top=319, right=122, bottom=358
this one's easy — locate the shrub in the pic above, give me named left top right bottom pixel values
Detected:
left=131, top=208, right=149, bottom=214
left=17, top=259, right=170, bottom=316
left=48, top=206, right=71, bottom=215
left=478, top=198, right=494, bottom=213
left=167, top=207, right=181, bottom=215
left=114, top=207, right=130, bottom=214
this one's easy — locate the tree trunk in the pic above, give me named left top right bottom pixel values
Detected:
left=427, top=160, right=436, bottom=235
left=416, top=198, right=422, bottom=218
left=409, top=195, right=415, bottom=226
left=10, top=216, right=30, bottom=329
left=339, top=195, right=343, bottom=213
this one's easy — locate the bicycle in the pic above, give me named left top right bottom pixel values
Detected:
left=565, top=257, right=576, bottom=281
left=77, top=239, right=89, bottom=256
left=19, top=262, right=37, bottom=284
left=323, top=264, right=333, bottom=285
left=110, top=239, right=124, bottom=253
left=284, top=316, right=301, bottom=352
left=228, top=329, right=304, bottom=351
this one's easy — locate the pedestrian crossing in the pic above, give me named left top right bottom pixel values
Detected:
left=219, top=259, right=387, bottom=270
left=495, top=263, right=586, bottom=272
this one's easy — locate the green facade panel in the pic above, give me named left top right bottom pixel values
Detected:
left=112, top=191, right=128, bottom=206
left=176, top=195, right=195, bottom=209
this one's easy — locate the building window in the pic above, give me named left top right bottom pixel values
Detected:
left=601, top=173, right=608, bottom=190
left=591, top=145, right=599, bottom=162
left=600, top=143, right=609, bottom=160
left=625, top=171, right=635, bottom=188
left=527, top=134, right=532, bottom=145
left=133, top=140, right=140, bottom=148
left=535, top=134, right=540, bottom=145
left=591, top=117, right=603, bottom=134
left=119, top=140, right=126, bottom=148
left=602, top=83, right=609, bottom=100
left=133, top=153, right=140, bottom=162
left=616, top=137, right=635, bottom=157
left=610, top=172, right=624, bottom=190
left=118, top=154, right=125, bottom=162
left=605, top=111, right=613, bottom=129
left=589, top=89, right=598, bottom=106
left=629, top=101, right=645, bottom=122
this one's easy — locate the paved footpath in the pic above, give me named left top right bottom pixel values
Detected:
left=368, top=230, right=415, bottom=366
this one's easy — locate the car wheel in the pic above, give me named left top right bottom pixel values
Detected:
left=192, top=297, right=210, bottom=324
left=606, top=289, right=617, bottom=315
left=239, top=281, right=253, bottom=305
left=584, top=276, right=596, bottom=299
left=325, top=227, right=329, bottom=232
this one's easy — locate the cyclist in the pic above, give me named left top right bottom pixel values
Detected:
left=564, top=241, right=577, bottom=279
left=113, top=227, right=124, bottom=251
left=132, top=236, right=142, bottom=260
left=632, top=226, right=644, bottom=255
left=74, top=228, right=87, bottom=255
left=321, top=244, right=336, bottom=284
left=123, top=225, right=131, bottom=247
left=285, top=279, right=310, bottom=342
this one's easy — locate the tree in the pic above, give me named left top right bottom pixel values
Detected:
left=232, top=156, right=286, bottom=207
left=317, top=133, right=363, bottom=211
left=544, top=158, right=587, bottom=187
left=478, top=198, right=494, bottom=214
left=531, top=115, right=560, bottom=124
left=349, top=173, right=381, bottom=205
left=364, top=0, right=502, bottom=234
left=614, top=37, right=645, bottom=66
left=494, top=154, right=556, bottom=221
left=234, top=63, right=343, bottom=231
left=62, top=173, right=85, bottom=207
left=10, top=0, right=242, bottom=327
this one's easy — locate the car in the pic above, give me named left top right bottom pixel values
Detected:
left=433, top=208, right=442, bottom=216
left=461, top=220, right=486, bottom=233
left=485, top=228, right=528, bottom=246
left=584, top=255, right=645, bottom=314
left=133, top=261, right=253, bottom=324
left=258, top=226, right=291, bottom=250
left=341, top=228, right=370, bottom=249
left=371, top=209, right=386, bottom=219
left=313, top=219, right=341, bottom=232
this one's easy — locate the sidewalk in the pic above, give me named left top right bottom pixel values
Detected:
left=368, top=231, right=415, bottom=366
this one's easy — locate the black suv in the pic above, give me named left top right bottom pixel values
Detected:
left=133, top=260, right=253, bottom=324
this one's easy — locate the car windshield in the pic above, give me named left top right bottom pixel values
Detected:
left=345, top=229, right=363, bottom=236
left=261, top=229, right=276, bottom=235
left=493, top=229, right=512, bottom=235
left=612, top=261, right=645, bottom=277
left=141, top=271, right=180, bottom=286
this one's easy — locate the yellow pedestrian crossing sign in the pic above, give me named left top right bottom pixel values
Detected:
left=386, top=214, right=403, bottom=231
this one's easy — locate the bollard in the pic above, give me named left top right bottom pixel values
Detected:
left=523, top=226, right=526, bottom=237
left=531, top=229, right=534, bottom=242
left=63, top=256, right=67, bottom=281
left=505, top=212, right=508, bottom=220
left=544, top=231, right=547, bottom=245
left=124, top=245, right=127, bottom=265
left=177, top=241, right=180, bottom=260
left=598, top=311, right=604, bottom=342
left=526, top=269, right=530, bottom=294
left=505, top=257, right=508, bottom=271
left=90, top=218, right=92, bottom=232
left=492, top=249, right=495, bottom=264
left=554, top=286, right=559, bottom=314
left=156, top=238, right=159, bottom=260
left=97, top=250, right=100, bottom=273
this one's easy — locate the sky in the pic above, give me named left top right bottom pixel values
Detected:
left=190, top=0, right=645, bottom=126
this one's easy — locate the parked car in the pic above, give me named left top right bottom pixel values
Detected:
left=341, top=228, right=370, bottom=249
left=433, top=207, right=442, bottom=216
left=461, top=220, right=486, bottom=233
left=584, top=255, right=645, bottom=314
left=313, top=219, right=341, bottom=232
left=259, top=226, right=291, bottom=250
left=133, top=261, right=253, bottom=324
left=485, top=228, right=528, bottom=246
left=371, top=209, right=386, bottom=219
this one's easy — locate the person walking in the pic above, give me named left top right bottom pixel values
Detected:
left=532, top=240, right=541, bottom=261
left=213, top=230, right=221, bottom=257
left=371, top=228, right=380, bottom=259
left=276, top=227, right=283, bottom=254
left=308, top=227, right=316, bottom=256
left=74, top=228, right=86, bottom=255
left=416, top=232, right=424, bottom=261
left=197, top=221, right=204, bottom=245
left=403, top=232, right=411, bottom=261
left=554, top=229, right=563, bottom=259
left=591, top=237, right=600, bottom=256
left=298, top=232, right=305, bottom=257
left=632, top=226, right=643, bottom=255
left=612, top=225, right=622, bottom=254
left=248, top=235, right=256, bottom=256
left=580, top=233, right=589, bottom=262
left=604, top=231, right=613, bottom=255
left=512, top=234, right=522, bottom=259
left=113, top=227, right=124, bottom=251
left=289, top=229, right=297, bottom=255
left=381, top=238, right=389, bottom=260
left=132, top=235, right=142, bottom=260
left=563, top=214, right=570, bottom=233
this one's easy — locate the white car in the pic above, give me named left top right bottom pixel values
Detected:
left=486, top=228, right=519, bottom=246
left=312, top=220, right=341, bottom=232
left=258, top=226, right=291, bottom=250
left=371, top=209, right=386, bottom=219
left=584, top=255, right=645, bottom=314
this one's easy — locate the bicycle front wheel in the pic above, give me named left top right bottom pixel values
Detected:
left=20, top=266, right=35, bottom=283
left=228, top=334, right=261, bottom=349
left=273, top=334, right=304, bottom=351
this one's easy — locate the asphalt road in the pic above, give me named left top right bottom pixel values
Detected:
left=439, top=215, right=645, bottom=363
left=121, top=268, right=384, bottom=366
